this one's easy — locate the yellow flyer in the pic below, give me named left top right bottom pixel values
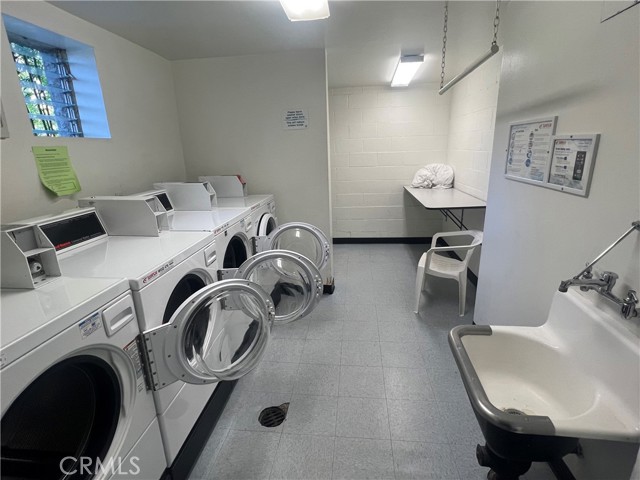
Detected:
left=32, top=146, right=81, bottom=196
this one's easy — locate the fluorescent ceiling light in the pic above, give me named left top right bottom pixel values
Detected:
left=280, top=0, right=330, bottom=21
left=391, top=55, right=424, bottom=87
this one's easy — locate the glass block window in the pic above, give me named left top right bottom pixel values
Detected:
left=9, top=37, right=83, bottom=137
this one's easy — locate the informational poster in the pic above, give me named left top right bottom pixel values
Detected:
left=283, top=108, right=308, bottom=130
left=547, top=134, right=599, bottom=197
left=505, top=117, right=557, bottom=185
left=32, top=146, right=81, bottom=196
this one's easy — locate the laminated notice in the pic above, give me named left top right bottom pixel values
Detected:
left=32, top=146, right=81, bottom=196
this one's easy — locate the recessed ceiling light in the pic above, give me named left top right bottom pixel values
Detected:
left=279, top=0, right=330, bottom=21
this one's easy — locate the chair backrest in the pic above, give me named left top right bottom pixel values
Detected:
left=461, top=230, right=483, bottom=265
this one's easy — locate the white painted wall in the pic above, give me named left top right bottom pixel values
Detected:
left=444, top=2, right=501, bottom=202
left=0, top=1, right=186, bottom=223
left=171, top=49, right=331, bottom=242
left=328, top=84, right=448, bottom=238
left=475, top=2, right=639, bottom=475
left=427, top=2, right=502, bottom=275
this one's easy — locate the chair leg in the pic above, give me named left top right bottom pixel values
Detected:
left=458, top=273, right=467, bottom=317
left=414, top=261, right=426, bottom=314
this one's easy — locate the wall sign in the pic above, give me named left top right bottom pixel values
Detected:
left=504, top=116, right=557, bottom=185
left=283, top=108, right=308, bottom=130
left=547, top=134, right=599, bottom=197
left=32, top=146, right=81, bottom=196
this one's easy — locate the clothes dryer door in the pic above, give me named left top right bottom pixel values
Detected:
left=235, top=250, right=323, bottom=325
left=141, top=279, right=274, bottom=390
left=255, top=222, right=330, bottom=271
left=257, top=213, right=278, bottom=236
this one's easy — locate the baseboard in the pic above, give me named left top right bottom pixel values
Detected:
left=331, top=237, right=478, bottom=288
left=161, top=380, right=237, bottom=480
left=333, top=237, right=431, bottom=244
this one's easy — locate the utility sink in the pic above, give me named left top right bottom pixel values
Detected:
left=449, top=288, right=640, bottom=469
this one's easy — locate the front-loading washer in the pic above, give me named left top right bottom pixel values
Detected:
left=17, top=207, right=220, bottom=468
left=213, top=193, right=278, bottom=239
left=152, top=182, right=332, bottom=278
left=1, top=276, right=166, bottom=480
left=22, top=207, right=324, bottom=469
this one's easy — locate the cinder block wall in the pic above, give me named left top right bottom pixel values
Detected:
left=328, top=84, right=449, bottom=238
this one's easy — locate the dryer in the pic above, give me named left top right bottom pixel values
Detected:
left=23, top=207, right=324, bottom=468
left=155, top=181, right=332, bottom=282
left=1, top=274, right=166, bottom=480
left=214, top=193, right=278, bottom=239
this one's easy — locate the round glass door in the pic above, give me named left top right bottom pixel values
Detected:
left=235, top=250, right=323, bottom=324
left=266, top=222, right=330, bottom=271
left=163, top=279, right=275, bottom=384
left=1, top=356, right=120, bottom=480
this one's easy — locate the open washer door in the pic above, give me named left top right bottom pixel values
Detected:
left=141, top=279, right=274, bottom=391
left=255, top=222, right=330, bottom=271
left=257, top=213, right=278, bottom=236
left=235, top=250, right=323, bottom=325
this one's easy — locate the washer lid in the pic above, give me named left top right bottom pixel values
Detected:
left=141, top=279, right=274, bottom=389
left=235, top=250, right=323, bottom=325
left=261, top=222, right=330, bottom=271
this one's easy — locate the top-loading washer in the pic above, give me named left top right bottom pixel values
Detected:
left=20, top=206, right=324, bottom=468
left=0, top=225, right=166, bottom=480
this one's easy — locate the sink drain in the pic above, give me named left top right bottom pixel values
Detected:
left=258, top=403, right=289, bottom=427
left=503, top=408, right=526, bottom=416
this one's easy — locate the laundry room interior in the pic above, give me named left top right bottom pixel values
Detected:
left=0, top=1, right=639, bottom=480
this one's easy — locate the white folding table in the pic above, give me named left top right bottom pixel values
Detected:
left=404, top=186, right=486, bottom=230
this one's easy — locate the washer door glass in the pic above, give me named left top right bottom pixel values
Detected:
left=156, top=279, right=274, bottom=385
left=1, top=356, right=121, bottom=480
left=265, top=222, right=330, bottom=271
left=235, top=250, right=323, bottom=325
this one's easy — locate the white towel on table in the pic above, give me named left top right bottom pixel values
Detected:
left=410, top=164, right=454, bottom=189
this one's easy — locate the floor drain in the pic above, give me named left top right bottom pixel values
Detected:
left=258, top=403, right=289, bottom=427
left=503, top=408, right=526, bottom=416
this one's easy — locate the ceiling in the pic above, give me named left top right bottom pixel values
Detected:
left=49, top=1, right=464, bottom=87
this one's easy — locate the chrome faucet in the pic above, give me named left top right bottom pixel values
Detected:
left=558, top=221, right=639, bottom=319
left=558, top=269, right=619, bottom=294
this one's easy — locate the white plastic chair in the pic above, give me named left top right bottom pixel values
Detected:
left=414, top=230, right=483, bottom=316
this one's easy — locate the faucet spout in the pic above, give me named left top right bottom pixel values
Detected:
left=558, top=221, right=639, bottom=319
left=558, top=271, right=617, bottom=294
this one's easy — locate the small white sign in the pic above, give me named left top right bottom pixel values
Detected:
left=504, top=116, right=557, bottom=185
left=283, top=109, right=308, bottom=130
left=547, top=134, right=600, bottom=197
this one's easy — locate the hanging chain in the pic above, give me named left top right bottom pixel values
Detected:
left=440, top=1, right=448, bottom=89
left=492, top=0, right=500, bottom=46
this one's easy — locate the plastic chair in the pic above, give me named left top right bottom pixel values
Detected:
left=414, top=230, right=483, bottom=316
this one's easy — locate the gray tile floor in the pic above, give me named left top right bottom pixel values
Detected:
left=189, top=244, right=555, bottom=480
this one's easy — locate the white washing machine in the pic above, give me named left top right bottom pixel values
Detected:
left=1, top=276, right=166, bottom=480
left=18, top=208, right=220, bottom=468
left=153, top=182, right=331, bottom=276
left=195, top=175, right=276, bottom=239
left=78, top=197, right=324, bottom=326
left=215, top=194, right=278, bottom=239
left=22, top=207, right=324, bottom=468
left=79, top=193, right=249, bottom=235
